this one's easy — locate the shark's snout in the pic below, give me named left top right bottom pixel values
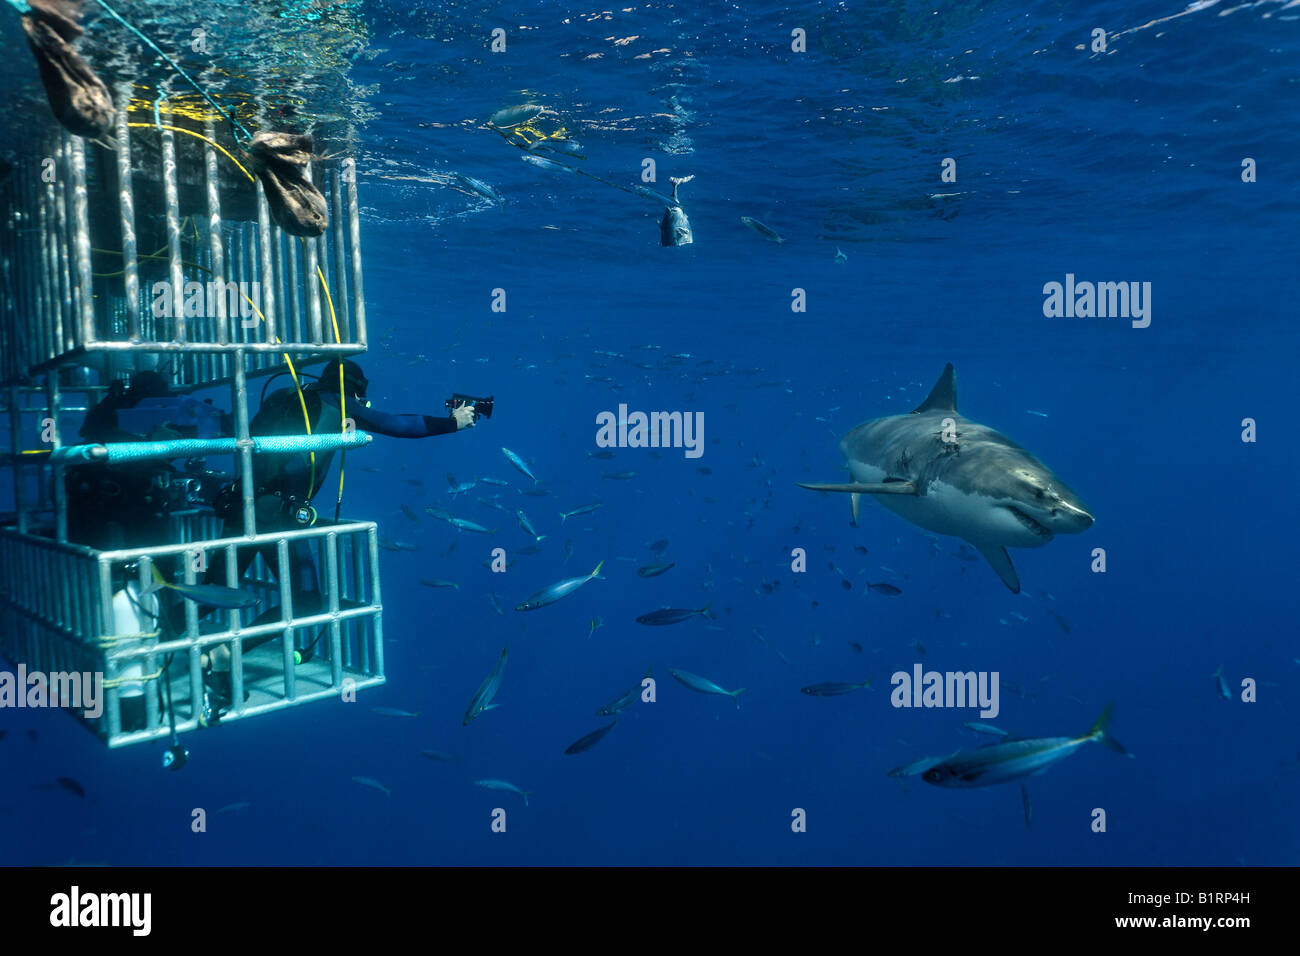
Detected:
left=1055, top=500, right=1094, bottom=532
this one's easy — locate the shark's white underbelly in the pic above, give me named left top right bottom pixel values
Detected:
left=850, top=462, right=1049, bottom=549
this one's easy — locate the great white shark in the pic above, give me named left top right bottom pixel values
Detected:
left=798, top=364, right=1093, bottom=593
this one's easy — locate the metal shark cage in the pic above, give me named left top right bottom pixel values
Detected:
left=0, top=96, right=386, bottom=749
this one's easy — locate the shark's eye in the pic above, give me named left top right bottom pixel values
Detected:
left=1035, top=489, right=1045, bottom=499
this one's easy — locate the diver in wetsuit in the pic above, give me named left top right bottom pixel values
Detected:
left=214, top=358, right=477, bottom=592
left=219, top=358, right=473, bottom=537
left=200, top=359, right=480, bottom=711
left=66, top=370, right=174, bottom=551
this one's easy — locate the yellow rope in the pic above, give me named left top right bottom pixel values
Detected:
left=96, top=630, right=161, bottom=648
left=101, top=115, right=346, bottom=505
left=127, top=122, right=256, bottom=182
left=86, top=247, right=316, bottom=499
left=313, top=257, right=347, bottom=512
left=103, top=668, right=165, bottom=687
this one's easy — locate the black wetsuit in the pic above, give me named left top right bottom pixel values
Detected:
left=251, top=387, right=457, bottom=508
left=66, top=374, right=174, bottom=550
left=212, top=385, right=457, bottom=617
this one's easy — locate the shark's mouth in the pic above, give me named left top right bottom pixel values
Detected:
left=1008, top=507, right=1054, bottom=540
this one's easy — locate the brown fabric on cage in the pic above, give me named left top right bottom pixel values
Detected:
left=21, top=0, right=114, bottom=139
left=246, top=131, right=329, bottom=238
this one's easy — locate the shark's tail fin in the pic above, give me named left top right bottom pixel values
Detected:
left=731, top=688, right=746, bottom=710
left=1088, top=703, right=1132, bottom=756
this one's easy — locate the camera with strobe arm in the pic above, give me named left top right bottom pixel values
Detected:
left=445, top=393, right=494, bottom=422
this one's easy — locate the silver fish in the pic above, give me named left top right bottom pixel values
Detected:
left=488, top=104, right=543, bottom=129
left=740, top=216, right=786, bottom=243
left=143, top=565, right=260, bottom=610
left=636, top=561, right=675, bottom=578
left=378, top=538, right=420, bottom=552
left=515, top=509, right=545, bottom=542
left=451, top=172, right=502, bottom=203
left=463, top=646, right=508, bottom=726
left=922, top=705, right=1131, bottom=788
left=669, top=668, right=745, bottom=708
left=371, top=706, right=420, bottom=718
left=474, top=779, right=530, bottom=806
left=961, top=721, right=1009, bottom=737
left=560, top=502, right=603, bottom=523
left=418, top=579, right=460, bottom=591
left=887, top=751, right=960, bottom=779
left=800, top=679, right=871, bottom=697
left=522, top=153, right=575, bottom=174
left=449, top=517, right=494, bottom=534
left=515, top=561, right=605, bottom=611
left=502, top=447, right=537, bottom=482
left=1212, top=665, right=1231, bottom=701
left=661, top=204, right=693, bottom=246
left=533, top=136, right=583, bottom=156
left=564, top=720, right=618, bottom=755
left=636, top=605, right=712, bottom=626
left=598, top=666, right=651, bottom=716
left=446, top=474, right=478, bottom=495
left=352, top=776, right=391, bottom=796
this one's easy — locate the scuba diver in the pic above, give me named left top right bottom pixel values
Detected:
left=66, top=369, right=174, bottom=551
left=216, top=357, right=480, bottom=543
left=198, top=358, right=486, bottom=714
left=67, top=366, right=230, bottom=550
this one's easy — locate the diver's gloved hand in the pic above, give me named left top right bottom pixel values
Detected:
left=452, top=405, right=477, bottom=430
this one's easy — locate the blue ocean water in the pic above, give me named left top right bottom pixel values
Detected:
left=2, top=0, right=1298, bottom=866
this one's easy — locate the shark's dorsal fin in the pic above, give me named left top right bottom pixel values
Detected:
left=913, top=363, right=957, bottom=414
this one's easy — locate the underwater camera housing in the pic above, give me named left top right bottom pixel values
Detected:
left=446, top=393, right=494, bottom=421
left=150, top=466, right=224, bottom=517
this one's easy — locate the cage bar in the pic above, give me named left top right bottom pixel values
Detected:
left=0, top=92, right=383, bottom=751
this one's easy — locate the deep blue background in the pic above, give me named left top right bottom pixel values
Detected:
left=2, top=0, right=1297, bottom=865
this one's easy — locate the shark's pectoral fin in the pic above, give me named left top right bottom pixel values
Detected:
left=974, top=542, right=1020, bottom=593
left=797, top=481, right=918, bottom=496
